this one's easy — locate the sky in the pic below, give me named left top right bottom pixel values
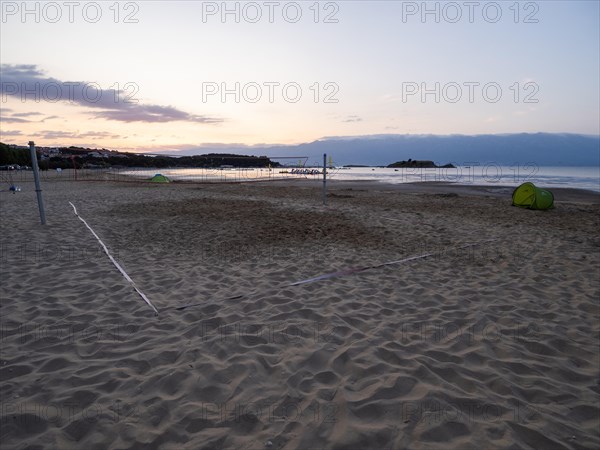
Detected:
left=1, top=0, right=599, bottom=153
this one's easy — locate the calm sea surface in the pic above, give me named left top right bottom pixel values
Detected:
left=127, top=166, right=600, bottom=192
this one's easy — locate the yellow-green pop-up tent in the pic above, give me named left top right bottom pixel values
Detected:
left=150, top=173, right=171, bottom=183
left=512, top=182, right=554, bottom=210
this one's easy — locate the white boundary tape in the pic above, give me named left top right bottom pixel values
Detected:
left=177, top=239, right=497, bottom=311
left=69, top=202, right=159, bottom=315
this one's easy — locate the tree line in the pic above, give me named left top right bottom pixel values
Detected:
left=0, top=143, right=279, bottom=169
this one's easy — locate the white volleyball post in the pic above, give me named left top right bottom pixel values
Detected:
left=29, top=141, right=46, bottom=225
left=322, top=153, right=327, bottom=206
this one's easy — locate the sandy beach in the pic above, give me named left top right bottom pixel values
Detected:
left=1, top=176, right=599, bottom=449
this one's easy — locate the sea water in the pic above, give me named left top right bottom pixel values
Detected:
left=326, top=166, right=600, bottom=192
left=124, top=166, right=600, bottom=192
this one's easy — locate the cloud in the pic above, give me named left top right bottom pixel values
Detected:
left=12, top=111, right=43, bottom=117
left=1, top=64, right=224, bottom=124
left=379, top=93, right=401, bottom=103
left=0, top=116, right=30, bottom=123
left=35, top=129, right=125, bottom=140
left=78, top=131, right=123, bottom=139
left=342, top=115, right=363, bottom=123
left=513, top=107, right=537, bottom=117
left=41, top=115, right=60, bottom=122
left=38, top=130, right=76, bottom=140
left=484, top=116, right=502, bottom=123
left=91, top=104, right=223, bottom=123
left=0, top=130, right=23, bottom=136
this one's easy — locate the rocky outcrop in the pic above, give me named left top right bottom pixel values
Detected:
left=387, top=159, right=456, bottom=168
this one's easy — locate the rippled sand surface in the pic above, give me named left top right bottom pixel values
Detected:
left=1, top=178, right=599, bottom=449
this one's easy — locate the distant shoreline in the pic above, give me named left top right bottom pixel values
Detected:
left=4, top=171, right=599, bottom=203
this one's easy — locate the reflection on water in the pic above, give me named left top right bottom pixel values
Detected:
left=121, top=166, right=600, bottom=192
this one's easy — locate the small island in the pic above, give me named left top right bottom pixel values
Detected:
left=387, top=159, right=456, bottom=169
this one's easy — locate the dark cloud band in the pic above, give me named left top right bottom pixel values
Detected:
left=1, top=64, right=223, bottom=124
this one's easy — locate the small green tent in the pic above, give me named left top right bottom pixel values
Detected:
left=150, top=173, right=171, bottom=183
left=512, top=182, right=554, bottom=210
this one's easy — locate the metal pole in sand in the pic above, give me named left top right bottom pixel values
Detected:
left=28, top=141, right=46, bottom=225
left=322, top=153, right=327, bottom=206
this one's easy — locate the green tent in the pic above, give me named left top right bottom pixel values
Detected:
left=512, top=182, right=554, bottom=210
left=150, top=173, right=171, bottom=183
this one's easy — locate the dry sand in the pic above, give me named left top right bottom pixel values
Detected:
left=1, top=175, right=599, bottom=449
